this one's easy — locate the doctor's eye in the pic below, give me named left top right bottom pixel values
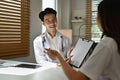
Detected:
left=43, top=18, right=57, bottom=24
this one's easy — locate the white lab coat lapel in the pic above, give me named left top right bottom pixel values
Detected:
left=57, top=36, right=62, bottom=52
left=42, top=33, right=52, bottom=61
left=57, top=32, right=63, bottom=53
left=42, top=32, right=50, bottom=49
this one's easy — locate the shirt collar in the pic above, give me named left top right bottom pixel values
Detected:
left=45, top=31, right=59, bottom=39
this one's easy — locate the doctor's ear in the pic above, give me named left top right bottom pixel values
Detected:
left=42, top=22, right=45, bottom=25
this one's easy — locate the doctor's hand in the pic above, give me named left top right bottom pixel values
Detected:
left=44, top=48, right=59, bottom=60
left=65, top=54, right=73, bottom=64
left=67, top=46, right=74, bottom=58
left=66, top=47, right=74, bottom=63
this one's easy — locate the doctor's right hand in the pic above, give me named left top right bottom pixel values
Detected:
left=66, top=47, right=74, bottom=64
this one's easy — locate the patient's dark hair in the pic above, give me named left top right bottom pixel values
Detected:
left=98, top=0, right=120, bottom=53
left=39, top=8, right=57, bottom=21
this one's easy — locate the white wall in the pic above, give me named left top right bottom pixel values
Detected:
left=57, top=0, right=71, bottom=29
left=71, top=0, right=86, bottom=45
left=10, top=0, right=86, bottom=63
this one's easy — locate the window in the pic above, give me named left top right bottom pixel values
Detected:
left=91, top=0, right=102, bottom=42
left=42, top=0, right=57, bottom=33
left=0, top=0, right=30, bottom=59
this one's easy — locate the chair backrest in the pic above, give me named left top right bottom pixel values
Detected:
left=58, top=29, right=72, bottom=44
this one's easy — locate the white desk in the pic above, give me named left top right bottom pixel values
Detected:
left=0, top=60, right=68, bottom=80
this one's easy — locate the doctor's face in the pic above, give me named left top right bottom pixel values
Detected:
left=43, top=13, right=57, bottom=32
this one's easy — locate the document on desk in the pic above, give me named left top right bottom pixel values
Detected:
left=70, top=38, right=96, bottom=68
left=0, top=61, right=57, bottom=76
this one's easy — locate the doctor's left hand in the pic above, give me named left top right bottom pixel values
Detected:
left=44, top=48, right=59, bottom=60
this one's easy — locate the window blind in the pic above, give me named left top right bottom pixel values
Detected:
left=0, top=0, right=30, bottom=59
left=85, top=0, right=92, bottom=39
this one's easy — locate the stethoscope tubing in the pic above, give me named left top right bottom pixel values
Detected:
left=42, top=36, right=64, bottom=52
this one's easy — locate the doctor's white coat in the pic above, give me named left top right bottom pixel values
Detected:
left=33, top=31, right=71, bottom=64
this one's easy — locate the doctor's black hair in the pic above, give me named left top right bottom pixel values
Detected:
left=39, top=8, right=57, bottom=22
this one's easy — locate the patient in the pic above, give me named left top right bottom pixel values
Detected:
left=45, top=0, right=120, bottom=80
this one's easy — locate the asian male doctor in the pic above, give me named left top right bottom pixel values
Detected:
left=33, top=8, right=71, bottom=64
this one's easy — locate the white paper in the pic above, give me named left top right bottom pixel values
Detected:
left=70, top=38, right=94, bottom=67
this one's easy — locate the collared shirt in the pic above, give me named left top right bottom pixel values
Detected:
left=79, top=37, right=120, bottom=80
left=46, top=32, right=60, bottom=52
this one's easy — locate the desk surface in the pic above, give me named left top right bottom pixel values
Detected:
left=0, top=60, right=68, bottom=80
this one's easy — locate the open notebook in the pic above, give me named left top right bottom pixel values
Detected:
left=70, top=38, right=97, bottom=68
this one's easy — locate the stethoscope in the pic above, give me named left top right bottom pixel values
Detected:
left=42, top=35, right=64, bottom=52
